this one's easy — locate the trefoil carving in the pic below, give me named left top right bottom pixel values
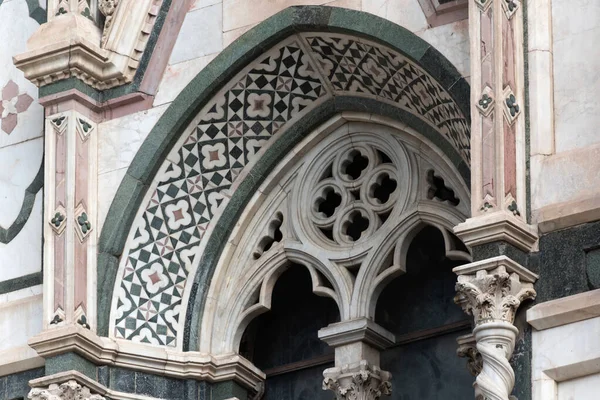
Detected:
left=76, top=117, right=94, bottom=142
left=50, top=205, right=67, bottom=235
left=50, top=115, right=67, bottom=135
left=75, top=204, right=92, bottom=242
left=502, top=0, right=519, bottom=19
left=503, top=87, right=521, bottom=124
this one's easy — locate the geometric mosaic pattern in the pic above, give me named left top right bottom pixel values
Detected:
left=306, top=34, right=470, bottom=162
left=112, top=34, right=470, bottom=347
left=114, top=40, right=326, bottom=346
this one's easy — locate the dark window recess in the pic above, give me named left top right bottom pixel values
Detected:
left=344, top=211, right=369, bottom=241
left=371, top=174, right=397, bottom=204
left=342, top=151, right=369, bottom=179
left=317, top=189, right=342, bottom=217
left=426, top=170, right=460, bottom=206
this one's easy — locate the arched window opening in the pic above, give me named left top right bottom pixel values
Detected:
left=375, top=226, right=473, bottom=399
left=240, top=264, right=340, bottom=400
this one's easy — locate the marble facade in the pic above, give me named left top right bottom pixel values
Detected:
left=0, top=0, right=599, bottom=399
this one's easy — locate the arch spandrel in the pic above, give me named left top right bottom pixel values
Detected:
left=100, top=6, right=471, bottom=351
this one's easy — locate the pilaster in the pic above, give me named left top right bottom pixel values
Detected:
left=44, top=109, right=98, bottom=332
left=454, top=256, right=538, bottom=400
left=319, top=318, right=394, bottom=399
left=455, top=0, right=537, bottom=251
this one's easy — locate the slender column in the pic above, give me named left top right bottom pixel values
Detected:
left=319, top=318, right=393, bottom=399
left=454, top=256, right=538, bottom=400
left=44, top=110, right=98, bottom=331
left=455, top=0, right=537, bottom=251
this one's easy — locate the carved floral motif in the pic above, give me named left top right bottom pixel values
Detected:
left=454, top=265, right=536, bottom=325
left=323, top=361, right=392, bottom=400
left=28, top=380, right=105, bottom=400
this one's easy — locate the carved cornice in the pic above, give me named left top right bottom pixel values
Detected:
left=453, top=211, right=539, bottom=252
left=27, top=325, right=265, bottom=391
left=14, top=0, right=163, bottom=90
left=453, top=256, right=537, bottom=325
left=323, top=361, right=392, bottom=400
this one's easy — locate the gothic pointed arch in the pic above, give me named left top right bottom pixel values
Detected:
left=97, top=5, right=471, bottom=351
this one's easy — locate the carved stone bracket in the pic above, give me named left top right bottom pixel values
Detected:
left=28, top=380, right=105, bottom=400
left=454, top=256, right=538, bottom=400
left=323, top=360, right=392, bottom=400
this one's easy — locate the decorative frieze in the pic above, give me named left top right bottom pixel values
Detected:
left=323, top=361, right=392, bottom=400
left=28, top=380, right=105, bottom=400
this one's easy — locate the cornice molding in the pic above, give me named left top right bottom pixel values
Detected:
left=28, top=325, right=265, bottom=390
left=453, top=211, right=539, bottom=252
left=14, top=0, right=162, bottom=90
left=318, top=318, right=395, bottom=351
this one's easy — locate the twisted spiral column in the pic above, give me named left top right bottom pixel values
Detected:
left=453, top=257, right=538, bottom=400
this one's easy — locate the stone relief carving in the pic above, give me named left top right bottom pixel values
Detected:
left=98, top=0, right=119, bottom=46
left=323, top=361, right=392, bottom=400
left=454, top=265, right=536, bottom=325
left=456, top=333, right=483, bottom=377
left=28, top=380, right=105, bottom=400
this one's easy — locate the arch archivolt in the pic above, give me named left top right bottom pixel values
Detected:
left=199, top=117, right=471, bottom=355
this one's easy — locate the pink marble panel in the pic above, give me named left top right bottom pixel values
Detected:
left=482, top=113, right=495, bottom=198
left=480, top=8, right=495, bottom=89
left=503, top=15, right=516, bottom=90
left=504, top=119, right=517, bottom=198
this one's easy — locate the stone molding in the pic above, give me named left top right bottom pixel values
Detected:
left=318, top=319, right=395, bottom=351
left=454, top=211, right=538, bottom=252
left=14, top=0, right=162, bottom=90
left=323, top=360, right=392, bottom=400
left=27, top=325, right=265, bottom=390
left=527, top=288, right=600, bottom=331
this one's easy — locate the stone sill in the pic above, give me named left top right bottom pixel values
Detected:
left=527, top=288, right=600, bottom=331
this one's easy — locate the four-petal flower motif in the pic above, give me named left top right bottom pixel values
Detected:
left=0, top=80, right=34, bottom=135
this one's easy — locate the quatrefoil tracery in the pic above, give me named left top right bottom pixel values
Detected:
left=308, top=144, right=401, bottom=246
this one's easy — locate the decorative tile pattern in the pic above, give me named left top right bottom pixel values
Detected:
left=113, top=40, right=326, bottom=346
left=112, top=33, right=471, bottom=347
left=0, top=80, right=33, bottom=135
left=306, top=34, right=470, bottom=162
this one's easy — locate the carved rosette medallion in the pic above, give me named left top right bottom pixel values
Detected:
left=323, top=361, right=392, bottom=400
left=28, top=380, right=105, bottom=400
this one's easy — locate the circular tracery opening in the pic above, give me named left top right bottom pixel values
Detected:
left=304, top=136, right=408, bottom=247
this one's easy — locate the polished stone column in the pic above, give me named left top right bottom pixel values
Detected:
left=319, top=318, right=393, bottom=399
left=454, top=257, right=537, bottom=400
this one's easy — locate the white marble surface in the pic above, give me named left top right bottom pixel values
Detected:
left=0, top=137, right=43, bottom=228
left=0, top=194, right=42, bottom=281
left=169, top=3, right=223, bottom=65
left=363, top=0, right=428, bottom=33
left=98, top=104, right=169, bottom=175
left=0, top=0, right=43, bottom=149
left=417, top=19, right=470, bottom=79
left=0, top=288, right=42, bottom=351
left=190, top=0, right=221, bottom=11
left=552, top=0, right=600, bottom=153
left=558, top=373, right=600, bottom=400
left=98, top=167, right=127, bottom=233
left=154, top=54, right=218, bottom=107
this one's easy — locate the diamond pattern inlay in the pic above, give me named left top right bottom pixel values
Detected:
left=111, top=33, right=470, bottom=347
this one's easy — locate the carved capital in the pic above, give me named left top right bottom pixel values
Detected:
left=323, top=361, right=391, bottom=400
left=456, top=333, right=483, bottom=377
left=453, top=257, right=537, bottom=325
left=28, top=380, right=105, bottom=400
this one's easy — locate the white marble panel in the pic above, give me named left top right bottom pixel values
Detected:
left=0, top=0, right=44, bottom=149
left=98, top=167, right=127, bottom=233
left=363, top=0, right=428, bottom=33
left=223, top=0, right=325, bottom=32
left=0, top=290, right=43, bottom=352
left=552, top=0, right=600, bottom=153
left=98, top=104, right=169, bottom=175
left=0, top=137, right=43, bottom=228
left=154, top=54, right=218, bottom=107
left=169, top=3, right=223, bottom=65
left=558, top=373, right=600, bottom=400
left=0, top=193, right=42, bottom=281
left=190, top=0, right=221, bottom=11
left=417, top=19, right=470, bottom=78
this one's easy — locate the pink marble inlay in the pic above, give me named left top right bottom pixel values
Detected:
left=1, top=80, right=34, bottom=135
